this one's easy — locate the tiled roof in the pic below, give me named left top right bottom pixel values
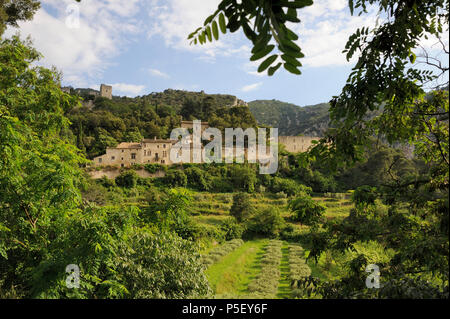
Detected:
left=114, top=142, right=142, bottom=149
left=142, top=139, right=178, bottom=144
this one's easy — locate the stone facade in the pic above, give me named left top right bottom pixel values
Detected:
left=92, top=121, right=319, bottom=167
left=278, top=136, right=319, bottom=153
left=93, top=138, right=177, bottom=167
left=100, top=84, right=112, bottom=99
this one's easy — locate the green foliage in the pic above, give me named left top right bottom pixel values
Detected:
left=0, top=0, right=40, bottom=35
left=115, top=170, right=138, bottom=188
left=230, top=192, right=254, bottom=223
left=229, top=165, right=257, bottom=193
left=30, top=206, right=210, bottom=298
left=249, top=100, right=330, bottom=136
left=185, top=166, right=212, bottom=191
left=288, top=195, right=325, bottom=226
left=165, top=169, right=188, bottom=188
left=245, top=208, right=285, bottom=238
left=271, top=177, right=311, bottom=196
left=189, top=0, right=313, bottom=75
left=220, top=218, right=244, bottom=241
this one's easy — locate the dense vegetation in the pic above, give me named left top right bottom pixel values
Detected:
left=249, top=100, right=330, bottom=136
left=1, top=0, right=448, bottom=300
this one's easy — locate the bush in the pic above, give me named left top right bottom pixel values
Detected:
left=245, top=208, right=285, bottom=238
left=165, top=170, right=188, bottom=187
left=115, top=170, right=138, bottom=188
left=230, top=192, right=254, bottom=222
left=97, top=175, right=115, bottom=188
left=288, top=194, right=326, bottom=226
left=271, top=177, right=311, bottom=197
left=185, top=166, right=212, bottom=191
left=229, top=165, right=257, bottom=193
left=220, top=218, right=245, bottom=240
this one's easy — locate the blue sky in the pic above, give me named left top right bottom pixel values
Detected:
left=5, top=0, right=449, bottom=106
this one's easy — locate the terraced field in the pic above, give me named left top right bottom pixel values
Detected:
left=192, top=191, right=355, bottom=298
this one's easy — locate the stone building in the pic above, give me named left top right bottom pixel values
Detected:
left=93, top=137, right=178, bottom=167
left=278, top=136, right=319, bottom=153
left=92, top=120, right=320, bottom=167
left=100, top=84, right=112, bottom=99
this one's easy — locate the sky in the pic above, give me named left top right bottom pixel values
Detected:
left=4, top=0, right=449, bottom=106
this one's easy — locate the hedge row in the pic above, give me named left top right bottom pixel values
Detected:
left=288, top=244, right=311, bottom=288
left=202, top=239, right=244, bottom=267
left=247, top=240, right=283, bottom=297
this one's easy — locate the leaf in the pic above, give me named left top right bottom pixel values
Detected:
left=268, top=62, right=282, bottom=76
left=258, top=54, right=278, bottom=73
left=284, top=62, right=301, bottom=74
left=212, top=21, right=219, bottom=40
left=206, top=26, right=212, bottom=42
left=219, top=13, right=227, bottom=33
left=250, top=45, right=275, bottom=61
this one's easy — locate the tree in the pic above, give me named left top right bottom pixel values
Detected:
left=0, top=0, right=40, bottom=35
left=0, top=36, right=85, bottom=296
left=288, top=195, right=325, bottom=227
left=230, top=192, right=254, bottom=222
left=115, top=171, right=139, bottom=188
left=197, top=0, right=449, bottom=297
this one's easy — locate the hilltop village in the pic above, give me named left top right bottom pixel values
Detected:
left=68, top=85, right=321, bottom=168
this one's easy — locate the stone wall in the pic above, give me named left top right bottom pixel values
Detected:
left=278, top=136, right=319, bottom=153
left=88, top=168, right=166, bottom=180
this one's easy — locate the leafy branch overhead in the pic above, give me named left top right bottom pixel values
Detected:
left=188, top=0, right=313, bottom=76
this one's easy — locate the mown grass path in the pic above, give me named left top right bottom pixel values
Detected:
left=206, top=239, right=267, bottom=297
left=276, top=242, right=292, bottom=299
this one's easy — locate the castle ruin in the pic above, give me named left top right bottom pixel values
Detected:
left=100, top=84, right=112, bottom=99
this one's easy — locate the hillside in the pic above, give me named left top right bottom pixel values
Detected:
left=138, top=89, right=248, bottom=112
left=249, top=100, right=330, bottom=136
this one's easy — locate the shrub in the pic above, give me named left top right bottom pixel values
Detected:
left=245, top=208, right=285, bottom=238
left=97, top=175, right=115, bottom=188
left=115, top=170, right=138, bottom=188
left=220, top=218, right=245, bottom=240
left=230, top=192, right=254, bottom=222
left=288, top=194, right=326, bottom=226
left=271, top=177, right=311, bottom=197
left=185, top=166, right=212, bottom=191
left=229, top=165, right=257, bottom=193
left=165, top=170, right=188, bottom=187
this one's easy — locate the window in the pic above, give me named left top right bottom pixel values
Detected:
left=131, top=153, right=136, bottom=159
left=163, top=151, right=167, bottom=157
left=161, top=160, right=165, bottom=164
left=98, top=158, right=102, bottom=163
left=148, top=150, right=151, bottom=156
left=122, top=150, right=124, bottom=153
left=163, top=144, right=166, bottom=148
left=121, top=164, right=124, bottom=167
left=111, top=156, right=115, bottom=160
left=121, top=157, right=123, bottom=160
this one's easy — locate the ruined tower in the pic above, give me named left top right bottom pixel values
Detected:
left=100, top=84, right=112, bottom=99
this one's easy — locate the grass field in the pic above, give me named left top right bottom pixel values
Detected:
left=192, top=191, right=356, bottom=298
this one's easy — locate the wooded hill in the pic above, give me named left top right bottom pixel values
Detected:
left=248, top=100, right=330, bottom=136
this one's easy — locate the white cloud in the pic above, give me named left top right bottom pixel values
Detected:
left=242, top=82, right=263, bottom=92
left=5, top=0, right=143, bottom=87
left=146, top=0, right=249, bottom=62
left=148, top=68, right=170, bottom=79
left=110, top=83, right=146, bottom=96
